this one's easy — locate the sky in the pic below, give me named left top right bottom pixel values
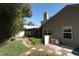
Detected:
left=25, top=3, right=71, bottom=26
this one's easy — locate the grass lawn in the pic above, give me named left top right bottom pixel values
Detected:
left=28, top=50, right=56, bottom=56
left=28, top=50, right=48, bottom=56
left=0, top=40, right=28, bottom=56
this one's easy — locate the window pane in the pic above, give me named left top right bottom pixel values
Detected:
left=44, top=30, right=47, bottom=35
left=48, top=29, right=52, bottom=35
left=64, top=29, right=71, bottom=32
left=44, top=32, right=48, bottom=35
left=62, top=26, right=72, bottom=29
left=48, top=32, right=52, bottom=35
left=63, top=33, right=71, bottom=39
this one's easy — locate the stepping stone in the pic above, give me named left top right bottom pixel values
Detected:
left=38, top=48, right=44, bottom=51
left=24, top=44, right=31, bottom=48
left=55, top=50, right=63, bottom=55
left=27, top=45, right=31, bottom=48
left=55, top=50, right=66, bottom=56
left=56, top=47, right=63, bottom=51
left=47, top=50, right=53, bottom=54
left=25, top=51, right=31, bottom=55
left=66, top=53, right=76, bottom=56
left=31, top=47, right=37, bottom=50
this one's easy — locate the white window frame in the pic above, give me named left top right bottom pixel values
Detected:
left=62, top=26, right=73, bottom=39
left=44, top=28, right=52, bottom=35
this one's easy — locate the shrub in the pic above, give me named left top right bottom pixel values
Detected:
left=29, top=37, right=43, bottom=45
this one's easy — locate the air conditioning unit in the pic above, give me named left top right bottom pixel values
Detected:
left=52, top=39, right=60, bottom=45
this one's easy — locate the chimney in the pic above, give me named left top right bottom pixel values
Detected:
left=41, top=11, right=49, bottom=25
left=43, top=11, right=49, bottom=22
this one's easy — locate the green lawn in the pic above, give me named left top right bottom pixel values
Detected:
left=28, top=50, right=48, bottom=56
left=28, top=50, right=56, bottom=56
left=0, top=40, right=28, bottom=56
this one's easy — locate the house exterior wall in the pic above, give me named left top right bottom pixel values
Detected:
left=42, top=5, right=79, bottom=47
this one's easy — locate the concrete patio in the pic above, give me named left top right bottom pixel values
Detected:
left=45, top=44, right=76, bottom=56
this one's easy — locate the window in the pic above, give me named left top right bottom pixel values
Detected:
left=62, top=26, right=72, bottom=39
left=44, top=28, right=52, bottom=35
left=44, top=29, right=48, bottom=35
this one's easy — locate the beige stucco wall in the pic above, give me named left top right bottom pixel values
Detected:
left=42, top=5, right=79, bottom=47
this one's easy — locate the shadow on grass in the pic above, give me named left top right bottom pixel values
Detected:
left=0, top=37, right=15, bottom=47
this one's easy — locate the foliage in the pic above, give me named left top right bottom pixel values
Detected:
left=0, top=40, right=29, bottom=56
left=0, top=3, right=32, bottom=40
left=29, top=37, right=43, bottom=45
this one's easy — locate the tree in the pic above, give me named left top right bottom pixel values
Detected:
left=0, top=3, right=32, bottom=41
left=27, top=21, right=35, bottom=26
left=23, top=18, right=28, bottom=25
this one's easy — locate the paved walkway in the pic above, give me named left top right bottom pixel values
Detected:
left=46, top=44, right=76, bottom=56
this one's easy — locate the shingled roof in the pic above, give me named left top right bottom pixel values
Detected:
left=41, top=4, right=79, bottom=27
